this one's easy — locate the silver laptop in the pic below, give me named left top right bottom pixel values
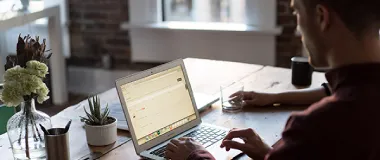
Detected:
left=115, top=59, right=240, bottom=159
left=194, top=93, right=219, bottom=112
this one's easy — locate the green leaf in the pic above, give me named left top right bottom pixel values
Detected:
left=101, top=104, right=109, bottom=118
left=88, top=97, right=95, bottom=116
left=106, top=111, right=111, bottom=123
left=85, top=107, right=101, bottom=124
left=93, top=96, right=97, bottom=116
left=94, top=96, right=101, bottom=119
left=85, top=112, right=99, bottom=124
left=80, top=116, right=90, bottom=123
left=104, top=108, right=110, bottom=119
left=92, top=115, right=100, bottom=124
left=101, top=107, right=110, bottom=125
left=84, top=108, right=95, bottom=122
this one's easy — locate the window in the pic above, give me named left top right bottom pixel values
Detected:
left=163, top=0, right=246, bottom=23
left=0, top=0, right=45, bottom=24
left=0, top=0, right=44, bottom=13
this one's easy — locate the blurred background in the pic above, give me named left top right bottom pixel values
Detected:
left=0, top=0, right=303, bottom=115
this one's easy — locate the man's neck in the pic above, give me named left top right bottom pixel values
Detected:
left=328, top=33, right=380, bottom=68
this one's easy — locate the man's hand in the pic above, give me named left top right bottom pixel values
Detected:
left=230, top=91, right=277, bottom=107
left=221, top=128, right=271, bottom=160
left=165, top=137, right=208, bottom=160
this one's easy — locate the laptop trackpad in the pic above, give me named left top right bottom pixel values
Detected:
left=207, top=140, right=242, bottom=160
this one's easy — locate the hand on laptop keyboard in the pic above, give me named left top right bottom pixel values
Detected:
left=165, top=137, right=206, bottom=160
left=150, top=126, right=227, bottom=158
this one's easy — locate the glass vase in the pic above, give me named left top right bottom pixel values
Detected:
left=6, top=98, right=52, bottom=160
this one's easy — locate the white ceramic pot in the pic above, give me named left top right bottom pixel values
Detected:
left=84, top=117, right=117, bottom=146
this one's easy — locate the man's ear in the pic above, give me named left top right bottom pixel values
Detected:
left=315, top=4, right=330, bottom=32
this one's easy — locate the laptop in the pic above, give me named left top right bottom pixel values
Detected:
left=194, top=93, right=219, bottom=112
left=115, top=59, right=240, bottom=159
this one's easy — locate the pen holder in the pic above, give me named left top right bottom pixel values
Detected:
left=45, top=128, right=70, bottom=160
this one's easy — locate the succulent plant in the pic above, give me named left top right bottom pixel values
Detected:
left=80, top=95, right=112, bottom=126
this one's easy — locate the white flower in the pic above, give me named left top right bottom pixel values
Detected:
left=36, top=83, right=50, bottom=104
left=20, top=74, right=44, bottom=96
left=26, top=60, right=49, bottom=78
left=1, top=61, right=50, bottom=107
left=1, top=81, right=24, bottom=107
left=3, top=66, right=28, bottom=82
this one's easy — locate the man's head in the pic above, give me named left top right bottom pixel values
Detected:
left=291, top=0, right=380, bottom=68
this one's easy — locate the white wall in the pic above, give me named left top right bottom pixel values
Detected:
left=130, top=29, right=276, bottom=65
left=128, top=0, right=279, bottom=66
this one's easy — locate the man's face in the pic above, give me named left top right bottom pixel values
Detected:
left=291, top=0, right=330, bottom=68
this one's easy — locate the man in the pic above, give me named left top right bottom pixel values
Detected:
left=165, top=0, right=380, bottom=159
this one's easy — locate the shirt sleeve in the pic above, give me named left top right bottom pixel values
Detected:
left=265, top=99, right=346, bottom=160
left=187, top=150, right=216, bottom=160
left=265, top=114, right=321, bottom=160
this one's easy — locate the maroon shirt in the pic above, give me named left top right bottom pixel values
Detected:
left=189, top=63, right=380, bottom=160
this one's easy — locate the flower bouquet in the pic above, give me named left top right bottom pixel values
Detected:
left=1, top=35, right=53, bottom=159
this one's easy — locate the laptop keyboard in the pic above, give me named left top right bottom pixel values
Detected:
left=150, top=126, right=227, bottom=158
left=151, top=146, right=167, bottom=158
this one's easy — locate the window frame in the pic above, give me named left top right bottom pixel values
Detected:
left=162, top=0, right=247, bottom=24
left=125, top=0, right=282, bottom=66
left=129, top=0, right=278, bottom=30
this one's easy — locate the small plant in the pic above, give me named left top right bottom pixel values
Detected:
left=80, top=95, right=112, bottom=126
left=82, top=95, right=117, bottom=146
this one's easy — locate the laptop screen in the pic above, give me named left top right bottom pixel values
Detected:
left=120, top=66, right=197, bottom=145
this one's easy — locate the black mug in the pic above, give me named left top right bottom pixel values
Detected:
left=291, top=57, right=313, bottom=86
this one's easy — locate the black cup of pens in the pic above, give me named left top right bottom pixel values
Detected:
left=40, top=120, right=71, bottom=160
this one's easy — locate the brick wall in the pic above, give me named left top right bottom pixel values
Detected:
left=68, top=0, right=130, bottom=68
left=276, top=0, right=303, bottom=68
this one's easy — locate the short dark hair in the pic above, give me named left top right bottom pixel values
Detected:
left=302, top=0, right=380, bottom=35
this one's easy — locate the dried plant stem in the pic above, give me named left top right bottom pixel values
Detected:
left=31, top=114, right=42, bottom=141
left=35, top=123, right=43, bottom=141
left=32, top=125, right=38, bottom=142
left=15, top=99, right=43, bottom=159
left=17, top=115, right=24, bottom=144
left=31, top=117, right=38, bottom=142
left=24, top=106, right=30, bottom=159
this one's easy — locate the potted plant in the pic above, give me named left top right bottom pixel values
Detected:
left=80, top=95, right=117, bottom=146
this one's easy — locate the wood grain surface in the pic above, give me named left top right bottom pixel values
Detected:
left=0, top=58, right=327, bottom=160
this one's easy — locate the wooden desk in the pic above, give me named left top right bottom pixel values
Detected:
left=99, top=59, right=327, bottom=160
left=0, top=58, right=327, bottom=159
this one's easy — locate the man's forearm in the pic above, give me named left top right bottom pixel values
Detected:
left=273, top=86, right=327, bottom=105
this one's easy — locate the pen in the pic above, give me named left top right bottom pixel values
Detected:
left=39, top=124, right=49, bottom=135
left=232, top=152, right=245, bottom=160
